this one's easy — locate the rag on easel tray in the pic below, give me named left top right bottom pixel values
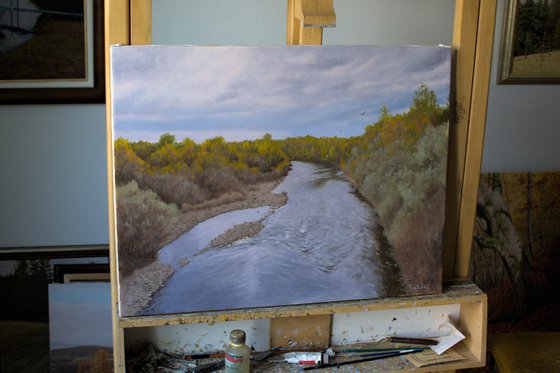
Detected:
left=110, top=45, right=451, bottom=317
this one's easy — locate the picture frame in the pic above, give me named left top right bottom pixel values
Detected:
left=0, top=0, right=105, bottom=103
left=0, top=243, right=109, bottom=259
left=53, top=263, right=110, bottom=283
left=497, top=0, right=560, bottom=84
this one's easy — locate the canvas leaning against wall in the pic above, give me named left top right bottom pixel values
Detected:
left=49, top=282, right=113, bottom=372
left=110, top=45, right=451, bottom=317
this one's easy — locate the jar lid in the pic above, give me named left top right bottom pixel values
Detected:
left=229, top=329, right=246, bottom=345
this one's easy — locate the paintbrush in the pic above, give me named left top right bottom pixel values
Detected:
left=389, top=337, right=439, bottom=346
left=302, top=349, right=419, bottom=370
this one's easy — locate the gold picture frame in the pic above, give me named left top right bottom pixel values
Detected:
left=498, top=0, right=560, bottom=84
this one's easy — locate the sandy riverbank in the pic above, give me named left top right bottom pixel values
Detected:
left=120, top=179, right=287, bottom=316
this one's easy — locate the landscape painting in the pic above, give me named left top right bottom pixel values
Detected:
left=48, top=282, right=113, bottom=372
left=470, top=172, right=560, bottom=322
left=110, top=45, right=451, bottom=317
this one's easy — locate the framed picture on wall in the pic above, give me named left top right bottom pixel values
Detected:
left=497, top=0, right=560, bottom=84
left=53, top=263, right=110, bottom=283
left=0, top=244, right=109, bottom=258
left=0, top=0, right=105, bottom=103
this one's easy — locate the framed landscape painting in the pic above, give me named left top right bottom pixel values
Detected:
left=0, top=0, right=105, bottom=103
left=110, top=45, right=451, bottom=317
left=498, top=0, right=560, bottom=84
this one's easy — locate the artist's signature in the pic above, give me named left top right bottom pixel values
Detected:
left=409, top=282, right=430, bottom=291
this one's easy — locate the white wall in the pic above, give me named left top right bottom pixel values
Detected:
left=0, top=0, right=558, bottom=248
left=482, top=0, right=560, bottom=172
left=152, top=0, right=286, bottom=45
left=152, top=0, right=455, bottom=46
left=322, top=0, right=455, bottom=46
left=0, top=105, right=107, bottom=247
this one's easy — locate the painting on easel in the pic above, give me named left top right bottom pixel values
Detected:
left=110, top=45, right=451, bottom=317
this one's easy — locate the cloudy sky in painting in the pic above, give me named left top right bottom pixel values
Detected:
left=111, top=45, right=450, bottom=143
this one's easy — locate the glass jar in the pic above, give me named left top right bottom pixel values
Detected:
left=224, top=329, right=250, bottom=372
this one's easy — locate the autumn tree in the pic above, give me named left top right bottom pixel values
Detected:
left=114, top=138, right=146, bottom=185
left=156, top=132, right=176, bottom=148
left=379, top=105, right=391, bottom=121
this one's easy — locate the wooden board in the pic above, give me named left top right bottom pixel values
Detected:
left=118, top=281, right=485, bottom=328
left=454, top=0, right=497, bottom=277
left=104, top=1, right=130, bottom=371
left=443, top=0, right=480, bottom=278
left=270, top=314, right=332, bottom=348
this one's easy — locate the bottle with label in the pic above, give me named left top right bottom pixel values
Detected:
left=224, top=329, right=251, bottom=372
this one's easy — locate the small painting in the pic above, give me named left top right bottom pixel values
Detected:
left=49, top=282, right=113, bottom=372
left=0, top=255, right=108, bottom=372
left=111, top=45, right=451, bottom=317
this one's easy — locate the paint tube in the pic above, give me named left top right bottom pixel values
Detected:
left=283, top=351, right=326, bottom=365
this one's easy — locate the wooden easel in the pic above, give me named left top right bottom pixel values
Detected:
left=104, top=1, right=496, bottom=371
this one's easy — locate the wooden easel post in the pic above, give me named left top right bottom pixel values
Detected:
left=452, top=0, right=496, bottom=278
left=286, top=0, right=336, bottom=45
left=445, top=0, right=496, bottom=278
left=104, top=1, right=130, bottom=371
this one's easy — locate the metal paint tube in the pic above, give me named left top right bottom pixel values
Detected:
left=283, top=351, right=326, bottom=365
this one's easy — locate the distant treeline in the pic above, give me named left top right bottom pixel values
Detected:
left=115, top=84, right=449, bottom=292
left=514, top=0, right=560, bottom=57
left=0, top=260, right=51, bottom=322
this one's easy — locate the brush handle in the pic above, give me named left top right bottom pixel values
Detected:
left=302, top=349, right=418, bottom=370
left=389, top=337, right=438, bottom=346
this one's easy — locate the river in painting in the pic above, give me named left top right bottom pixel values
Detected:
left=141, top=161, right=390, bottom=314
